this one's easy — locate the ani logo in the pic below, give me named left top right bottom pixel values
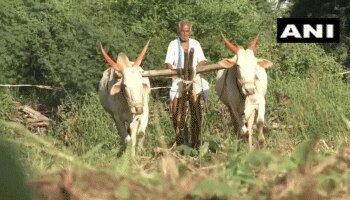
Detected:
left=277, top=18, right=340, bottom=43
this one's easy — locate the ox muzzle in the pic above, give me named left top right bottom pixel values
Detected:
left=128, top=101, right=144, bottom=115
left=241, top=81, right=256, bottom=96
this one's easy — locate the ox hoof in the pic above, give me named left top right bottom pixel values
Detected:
left=241, top=126, right=248, bottom=134
left=258, top=139, right=266, bottom=148
left=239, top=127, right=249, bottom=139
left=137, top=147, right=145, bottom=155
left=125, top=135, right=131, bottom=143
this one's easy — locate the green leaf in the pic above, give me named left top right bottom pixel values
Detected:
left=176, top=145, right=199, bottom=156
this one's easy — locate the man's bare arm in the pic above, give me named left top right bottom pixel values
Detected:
left=166, top=63, right=173, bottom=70
left=196, top=60, right=207, bottom=71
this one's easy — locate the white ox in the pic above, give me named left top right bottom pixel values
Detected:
left=216, top=33, right=273, bottom=151
left=99, top=41, right=151, bottom=156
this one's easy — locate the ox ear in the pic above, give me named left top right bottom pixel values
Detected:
left=218, top=56, right=237, bottom=68
left=142, top=79, right=151, bottom=94
left=110, top=82, right=122, bottom=95
left=143, top=83, right=150, bottom=94
left=257, top=59, right=273, bottom=69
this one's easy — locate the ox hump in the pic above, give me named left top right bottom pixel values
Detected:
left=117, top=53, right=132, bottom=68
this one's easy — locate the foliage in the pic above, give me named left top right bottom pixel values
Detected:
left=288, top=0, right=350, bottom=68
left=0, top=0, right=278, bottom=101
left=266, top=43, right=343, bottom=79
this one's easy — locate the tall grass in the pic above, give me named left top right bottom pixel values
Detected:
left=55, top=92, right=119, bottom=157
left=268, top=69, right=350, bottom=146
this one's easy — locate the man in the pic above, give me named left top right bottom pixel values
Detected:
left=165, top=20, right=209, bottom=148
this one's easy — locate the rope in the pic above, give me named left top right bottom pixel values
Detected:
left=0, top=84, right=54, bottom=90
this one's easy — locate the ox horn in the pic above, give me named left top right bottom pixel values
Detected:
left=221, top=32, right=239, bottom=54
left=133, top=40, right=150, bottom=67
left=248, top=35, right=259, bottom=51
left=100, top=42, right=123, bottom=71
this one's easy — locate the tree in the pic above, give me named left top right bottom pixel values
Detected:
left=288, top=0, right=350, bottom=68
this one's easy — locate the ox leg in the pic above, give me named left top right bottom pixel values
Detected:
left=129, top=118, right=140, bottom=157
left=112, top=115, right=130, bottom=154
left=137, top=131, right=145, bottom=152
left=189, top=93, right=202, bottom=149
left=137, top=111, right=148, bottom=153
left=257, top=103, right=266, bottom=148
left=227, top=108, right=239, bottom=135
left=229, top=106, right=247, bottom=137
left=246, top=110, right=256, bottom=152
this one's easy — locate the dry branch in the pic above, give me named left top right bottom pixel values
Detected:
left=20, top=105, right=50, bottom=122
left=12, top=105, right=52, bottom=135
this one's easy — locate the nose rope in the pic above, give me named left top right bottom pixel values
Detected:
left=240, top=80, right=255, bottom=85
left=129, top=102, right=144, bottom=108
left=236, top=77, right=246, bottom=99
left=238, top=79, right=257, bottom=96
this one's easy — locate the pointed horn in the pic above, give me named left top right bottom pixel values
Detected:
left=248, top=35, right=259, bottom=50
left=221, top=32, right=239, bottom=54
left=133, top=40, right=150, bottom=67
left=100, top=42, right=123, bottom=71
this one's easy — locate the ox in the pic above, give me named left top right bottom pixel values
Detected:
left=99, top=41, right=151, bottom=156
left=215, top=33, right=273, bottom=151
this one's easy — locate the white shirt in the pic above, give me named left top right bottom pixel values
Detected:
left=165, top=38, right=206, bottom=69
left=165, top=38, right=209, bottom=101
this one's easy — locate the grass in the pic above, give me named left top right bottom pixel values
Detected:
left=0, top=71, right=349, bottom=199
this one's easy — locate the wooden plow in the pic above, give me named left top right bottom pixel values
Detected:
left=173, top=48, right=203, bottom=148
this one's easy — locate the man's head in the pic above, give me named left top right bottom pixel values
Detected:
left=178, top=20, right=192, bottom=42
